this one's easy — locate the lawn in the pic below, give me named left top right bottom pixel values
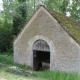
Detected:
left=32, top=70, right=80, bottom=80
left=0, top=68, right=30, bottom=80
left=0, top=68, right=45, bottom=80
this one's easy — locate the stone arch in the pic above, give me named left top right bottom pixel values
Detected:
left=28, top=35, right=56, bottom=70
left=32, top=39, right=50, bottom=52
left=32, top=39, right=50, bottom=70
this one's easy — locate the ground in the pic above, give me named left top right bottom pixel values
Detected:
left=0, top=53, right=79, bottom=80
left=0, top=68, right=45, bottom=80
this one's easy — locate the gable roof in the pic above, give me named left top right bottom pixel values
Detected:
left=46, top=7, right=80, bottom=45
left=14, top=5, right=80, bottom=45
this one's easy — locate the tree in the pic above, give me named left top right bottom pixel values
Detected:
left=47, top=0, right=62, bottom=13
left=0, top=27, right=13, bottom=52
left=0, top=0, right=80, bottom=52
left=47, top=0, right=70, bottom=15
left=0, top=0, right=16, bottom=52
left=69, top=0, right=80, bottom=22
left=61, top=0, right=70, bottom=15
left=2, top=0, right=16, bottom=23
left=13, top=1, right=27, bottom=35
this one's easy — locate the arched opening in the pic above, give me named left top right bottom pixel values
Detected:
left=33, top=39, right=50, bottom=71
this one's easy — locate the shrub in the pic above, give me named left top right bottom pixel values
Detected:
left=0, top=54, right=13, bottom=65
left=0, top=28, right=13, bottom=52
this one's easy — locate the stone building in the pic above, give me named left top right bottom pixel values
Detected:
left=14, top=6, right=80, bottom=73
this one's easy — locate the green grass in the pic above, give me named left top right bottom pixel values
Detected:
left=0, top=68, right=79, bottom=80
left=0, top=52, right=30, bottom=69
left=33, top=71, right=80, bottom=80
left=0, top=68, right=27, bottom=80
left=0, top=54, right=13, bottom=65
left=0, top=68, right=43, bottom=80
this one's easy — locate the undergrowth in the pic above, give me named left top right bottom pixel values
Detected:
left=0, top=54, right=13, bottom=65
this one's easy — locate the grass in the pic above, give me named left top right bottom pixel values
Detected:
left=0, top=54, right=13, bottom=65
left=0, top=52, right=30, bottom=69
left=0, top=68, right=43, bottom=80
left=33, top=70, right=80, bottom=80
left=0, top=52, right=80, bottom=80
left=0, top=68, right=27, bottom=80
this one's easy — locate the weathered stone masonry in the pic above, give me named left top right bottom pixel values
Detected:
left=14, top=6, right=80, bottom=73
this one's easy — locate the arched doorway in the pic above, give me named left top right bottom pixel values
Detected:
left=32, top=39, right=50, bottom=71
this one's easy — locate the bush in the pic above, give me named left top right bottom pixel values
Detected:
left=0, top=54, right=13, bottom=65
left=0, top=28, right=13, bottom=52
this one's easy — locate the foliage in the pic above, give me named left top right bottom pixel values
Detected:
left=0, top=0, right=15, bottom=52
left=0, top=28, right=13, bottom=52
left=47, top=0, right=70, bottom=15
left=61, top=0, right=70, bottom=15
left=0, top=0, right=80, bottom=52
left=69, top=0, right=80, bottom=22
left=2, top=0, right=17, bottom=23
left=12, top=1, right=27, bottom=35
left=0, top=54, right=13, bottom=65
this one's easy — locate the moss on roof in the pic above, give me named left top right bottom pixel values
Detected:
left=48, top=9, right=80, bottom=45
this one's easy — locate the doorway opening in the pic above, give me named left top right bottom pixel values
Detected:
left=32, top=39, right=50, bottom=71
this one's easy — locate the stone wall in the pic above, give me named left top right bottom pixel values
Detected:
left=14, top=6, right=80, bottom=73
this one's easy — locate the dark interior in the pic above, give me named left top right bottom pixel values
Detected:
left=33, top=50, right=50, bottom=71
